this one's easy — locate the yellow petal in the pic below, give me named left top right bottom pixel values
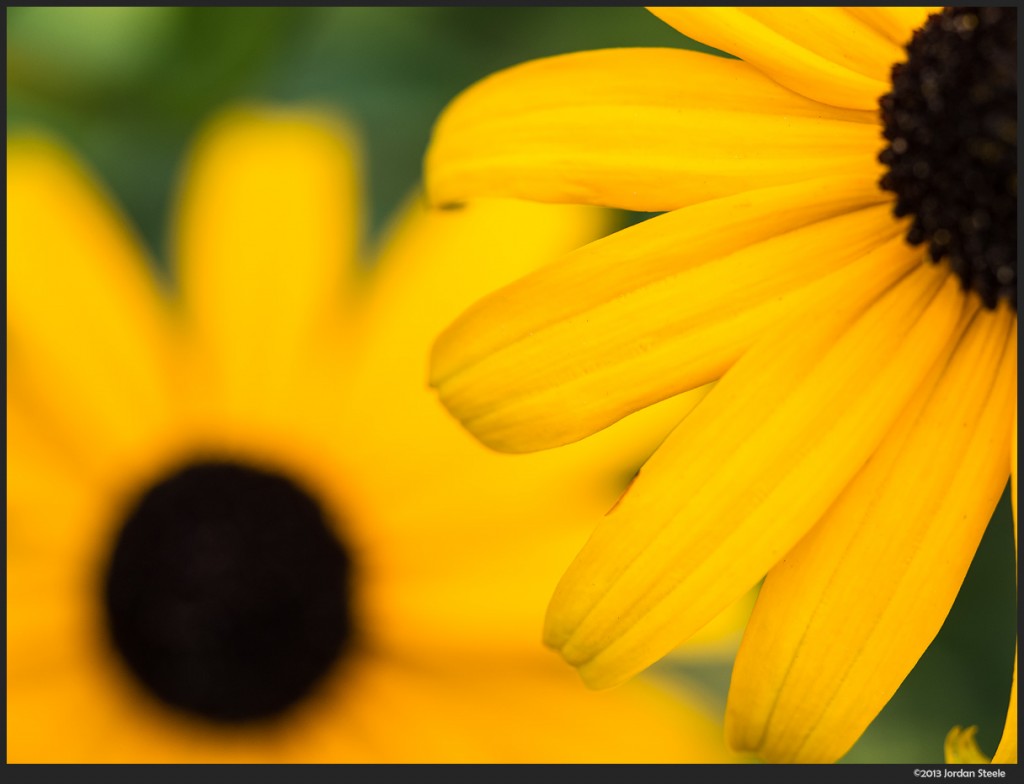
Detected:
left=994, top=376, right=1018, bottom=765
left=545, top=260, right=967, bottom=689
left=992, top=647, right=1017, bottom=763
left=726, top=302, right=1015, bottom=762
left=425, top=46, right=879, bottom=212
left=326, top=194, right=613, bottom=529
left=172, top=104, right=363, bottom=427
left=8, top=643, right=377, bottom=762
left=6, top=383, right=99, bottom=552
left=649, top=7, right=889, bottom=110
left=7, top=134, right=177, bottom=480
left=946, top=726, right=994, bottom=764
left=337, top=658, right=741, bottom=763
left=741, top=8, right=906, bottom=83
left=8, top=667, right=124, bottom=763
left=432, top=177, right=896, bottom=453
left=7, top=552, right=101, bottom=685
left=668, top=588, right=757, bottom=663
left=1013, top=399, right=1019, bottom=541
left=343, top=194, right=612, bottom=457
left=331, top=194, right=713, bottom=655
left=844, top=7, right=942, bottom=46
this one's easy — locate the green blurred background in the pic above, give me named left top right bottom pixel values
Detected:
left=7, top=6, right=1017, bottom=764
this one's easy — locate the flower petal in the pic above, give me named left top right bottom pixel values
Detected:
left=334, top=658, right=741, bottom=762
left=432, top=177, right=896, bottom=452
left=649, top=7, right=890, bottom=110
left=992, top=648, right=1018, bottom=763
left=946, top=726, right=994, bottom=764
left=994, top=395, right=1018, bottom=764
left=426, top=47, right=879, bottom=212
left=344, top=194, right=613, bottom=454
left=1013, top=405, right=1019, bottom=536
left=8, top=666, right=126, bottom=763
left=726, top=303, right=1015, bottom=762
left=740, top=7, right=907, bottom=82
left=7, top=135, right=177, bottom=478
left=6, top=385, right=102, bottom=556
left=172, top=105, right=363, bottom=425
left=328, top=194, right=621, bottom=523
left=330, top=194, right=710, bottom=655
left=544, top=260, right=968, bottom=689
left=845, top=7, right=942, bottom=46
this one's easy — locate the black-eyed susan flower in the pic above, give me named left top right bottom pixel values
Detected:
left=423, top=6, right=1017, bottom=763
left=6, top=105, right=744, bottom=763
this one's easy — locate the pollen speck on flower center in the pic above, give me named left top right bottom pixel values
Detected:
left=878, top=6, right=1017, bottom=310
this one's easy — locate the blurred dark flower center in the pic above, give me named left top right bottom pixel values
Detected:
left=878, top=6, right=1017, bottom=310
left=103, top=461, right=355, bottom=724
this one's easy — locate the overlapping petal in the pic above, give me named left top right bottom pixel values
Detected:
left=426, top=47, right=878, bottom=212
left=844, top=7, right=944, bottom=46
left=544, top=261, right=967, bottom=689
left=648, top=7, right=935, bottom=110
left=726, top=303, right=1015, bottom=762
left=738, top=8, right=907, bottom=82
left=331, top=193, right=711, bottom=656
left=432, top=177, right=895, bottom=452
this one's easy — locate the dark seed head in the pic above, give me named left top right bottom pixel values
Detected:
left=878, top=7, right=1017, bottom=310
left=103, top=461, right=355, bottom=724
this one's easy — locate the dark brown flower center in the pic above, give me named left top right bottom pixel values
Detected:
left=879, top=7, right=1016, bottom=310
left=103, top=461, right=355, bottom=724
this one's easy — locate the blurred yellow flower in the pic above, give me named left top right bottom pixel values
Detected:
left=6, top=105, right=742, bottom=763
left=423, top=6, right=1017, bottom=763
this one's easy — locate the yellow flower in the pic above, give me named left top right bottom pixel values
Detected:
left=423, top=6, right=1017, bottom=763
left=6, top=105, right=742, bottom=763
